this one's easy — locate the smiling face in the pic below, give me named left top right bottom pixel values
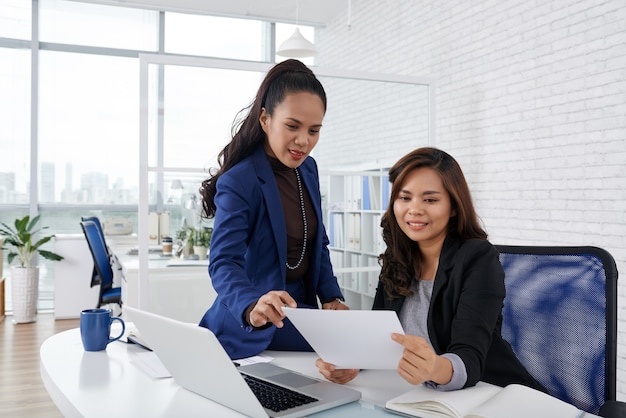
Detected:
left=259, top=91, right=325, bottom=169
left=393, top=167, right=456, bottom=253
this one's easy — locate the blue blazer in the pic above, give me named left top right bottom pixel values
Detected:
left=199, top=145, right=343, bottom=359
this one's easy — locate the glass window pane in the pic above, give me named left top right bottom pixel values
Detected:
left=0, top=0, right=31, bottom=39
left=165, top=13, right=264, bottom=60
left=155, top=171, right=209, bottom=234
left=40, top=0, right=158, bottom=51
left=0, top=47, right=30, bottom=204
left=39, top=51, right=139, bottom=204
left=156, top=65, right=264, bottom=169
left=145, top=63, right=270, bottom=233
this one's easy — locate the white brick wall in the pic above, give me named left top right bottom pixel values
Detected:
left=315, top=0, right=626, bottom=400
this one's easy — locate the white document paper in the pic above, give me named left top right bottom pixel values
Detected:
left=283, top=307, right=405, bottom=369
left=233, top=354, right=275, bottom=366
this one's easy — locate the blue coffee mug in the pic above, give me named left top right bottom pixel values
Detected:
left=80, top=308, right=125, bottom=352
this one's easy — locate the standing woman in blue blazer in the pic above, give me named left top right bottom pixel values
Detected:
left=198, top=60, right=348, bottom=360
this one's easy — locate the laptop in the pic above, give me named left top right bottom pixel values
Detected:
left=125, top=307, right=361, bottom=418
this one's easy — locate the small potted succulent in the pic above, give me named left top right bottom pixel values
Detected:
left=192, top=227, right=212, bottom=260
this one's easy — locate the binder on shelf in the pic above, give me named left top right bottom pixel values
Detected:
left=362, top=176, right=371, bottom=210
left=368, top=276, right=378, bottom=297
left=368, top=175, right=382, bottom=211
left=353, top=176, right=362, bottom=210
left=353, top=213, right=361, bottom=250
left=346, top=213, right=361, bottom=251
left=329, top=214, right=335, bottom=247
left=345, top=176, right=362, bottom=210
left=373, top=214, right=384, bottom=255
left=381, top=175, right=390, bottom=211
left=330, top=250, right=343, bottom=269
left=331, top=213, right=344, bottom=248
left=335, top=272, right=345, bottom=288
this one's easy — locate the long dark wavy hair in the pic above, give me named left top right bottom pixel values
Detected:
left=379, top=147, right=487, bottom=299
left=200, top=59, right=327, bottom=218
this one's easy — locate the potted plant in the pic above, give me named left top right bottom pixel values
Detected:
left=192, top=227, right=212, bottom=260
left=0, top=215, right=64, bottom=323
left=174, top=225, right=195, bottom=258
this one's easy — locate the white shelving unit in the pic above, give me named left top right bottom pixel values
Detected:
left=322, top=170, right=390, bottom=310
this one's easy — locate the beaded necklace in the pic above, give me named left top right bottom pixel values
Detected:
left=286, top=168, right=307, bottom=270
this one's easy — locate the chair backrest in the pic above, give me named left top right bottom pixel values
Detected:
left=81, top=216, right=105, bottom=237
left=80, top=220, right=114, bottom=291
left=496, top=245, right=618, bottom=415
left=81, top=216, right=107, bottom=287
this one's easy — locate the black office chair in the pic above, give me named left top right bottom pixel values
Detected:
left=80, top=220, right=122, bottom=310
left=496, top=245, right=622, bottom=417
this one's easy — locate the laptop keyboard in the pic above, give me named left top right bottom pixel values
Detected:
left=242, top=373, right=318, bottom=413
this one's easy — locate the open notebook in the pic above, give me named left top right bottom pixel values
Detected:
left=125, top=307, right=361, bottom=418
left=385, top=381, right=583, bottom=418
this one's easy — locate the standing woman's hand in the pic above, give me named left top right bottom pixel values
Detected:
left=322, top=299, right=350, bottom=311
left=248, top=291, right=297, bottom=328
left=392, top=333, right=453, bottom=386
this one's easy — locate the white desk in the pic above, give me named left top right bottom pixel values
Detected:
left=41, top=328, right=600, bottom=418
left=40, top=328, right=412, bottom=417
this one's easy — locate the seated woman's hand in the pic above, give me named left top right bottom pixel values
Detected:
left=315, top=358, right=359, bottom=384
left=391, top=333, right=452, bottom=386
left=248, top=291, right=297, bottom=329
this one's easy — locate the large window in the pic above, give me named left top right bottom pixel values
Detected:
left=40, top=0, right=158, bottom=50
left=0, top=0, right=431, bottom=315
left=39, top=51, right=139, bottom=204
left=0, top=47, right=30, bottom=205
left=0, top=0, right=31, bottom=39
left=160, top=66, right=263, bottom=169
left=0, top=0, right=311, bottom=313
left=135, top=54, right=432, bottom=310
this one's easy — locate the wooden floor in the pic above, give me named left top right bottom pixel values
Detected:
left=0, top=313, right=79, bottom=417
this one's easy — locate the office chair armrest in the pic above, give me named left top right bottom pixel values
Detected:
left=599, top=400, right=626, bottom=418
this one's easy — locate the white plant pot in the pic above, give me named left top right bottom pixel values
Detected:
left=193, top=246, right=208, bottom=260
left=0, top=238, right=4, bottom=279
left=11, top=266, right=39, bottom=324
left=182, top=242, right=193, bottom=258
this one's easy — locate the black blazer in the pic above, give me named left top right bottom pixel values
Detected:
left=373, top=236, right=544, bottom=390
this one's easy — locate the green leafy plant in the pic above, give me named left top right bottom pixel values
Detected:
left=0, top=215, right=64, bottom=267
left=175, top=225, right=195, bottom=245
left=194, top=227, right=213, bottom=248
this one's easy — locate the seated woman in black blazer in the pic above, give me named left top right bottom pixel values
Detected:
left=316, top=147, right=544, bottom=392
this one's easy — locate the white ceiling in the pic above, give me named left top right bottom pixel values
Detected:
left=74, top=0, right=347, bottom=26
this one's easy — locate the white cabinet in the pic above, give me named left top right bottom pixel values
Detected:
left=322, top=171, right=390, bottom=310
left=119, top=256, right=215, bottom=323
left=53, top=234, right=100, bottom=319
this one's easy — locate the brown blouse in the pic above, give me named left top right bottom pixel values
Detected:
left=269, top=157, right=318, bottom=282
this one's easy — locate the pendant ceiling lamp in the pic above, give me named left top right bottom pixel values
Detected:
left=276, top=1, right=317, bottom=58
